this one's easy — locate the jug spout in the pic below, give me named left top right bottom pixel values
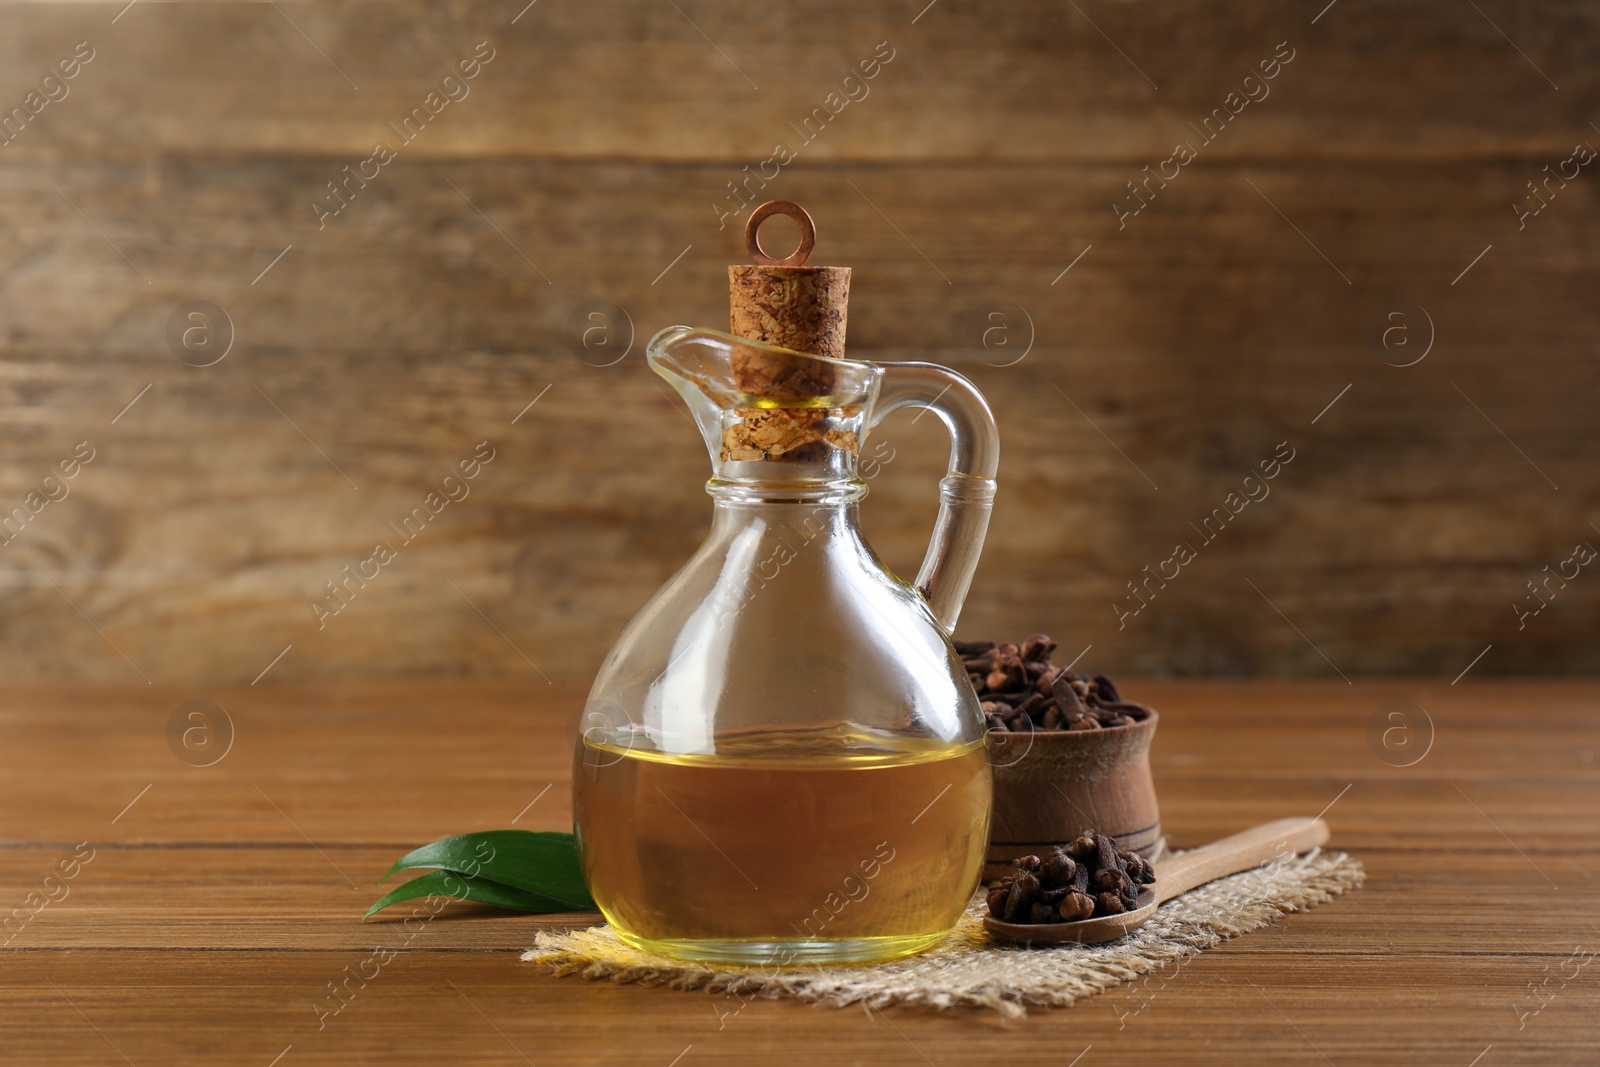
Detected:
left=647, top=325, right=881, bottom=480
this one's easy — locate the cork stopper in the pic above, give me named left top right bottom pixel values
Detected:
left=728, top=201, right=851, bottom=400
left=722, top=202, right=858, bottom=464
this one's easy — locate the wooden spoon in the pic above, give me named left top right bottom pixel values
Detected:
left=982, top=817, right=1331, bottom=945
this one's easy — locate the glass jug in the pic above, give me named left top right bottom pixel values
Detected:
left=572, top=325, right=1000, bottom=964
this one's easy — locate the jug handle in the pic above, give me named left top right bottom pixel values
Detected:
left=869, top=364, right=999, bottom=633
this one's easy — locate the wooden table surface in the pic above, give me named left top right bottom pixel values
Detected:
left=4, top=680, right=1596, bottom=1065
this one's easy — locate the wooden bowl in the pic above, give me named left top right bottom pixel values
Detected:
left=984, top=708, right=1160, bottom=880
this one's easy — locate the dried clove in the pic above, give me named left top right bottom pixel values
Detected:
left=985, top=885, right=1009, bottom=917
left=1121, top=850, right=1156, bottom=886
left=1093, top=866, right=1125, bottom=895
left=1013, top=691, right=1047, bottom=722
left=1041, top=847, right=1076, bottom=885
left=963, top=632, right=1152, bottom=734
left=1052, top=670, right=1089, bottom=717
left=1069, top=858, right=1090, bottom=895
left=1058, top=891, right=1095, bottom=922
left=1001, top=855, right=1042, bottom=922
left=1094, top=830, right=1122, bottom=882
left=986, top=828, right=1155, bottom=925
left=1093, top=674, right=1121, bottom=702
left=1020, top=633, right=1056, bottom=661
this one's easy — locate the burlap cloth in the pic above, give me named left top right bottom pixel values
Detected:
left=522, top=846, right=1363, bottom=1017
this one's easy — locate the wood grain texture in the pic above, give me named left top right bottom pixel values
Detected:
left=1, top=680, right=1597, bottom=1064
left=1, top=1, right=1596, bottom=164
left=1, top=0, right=1597, bottom=682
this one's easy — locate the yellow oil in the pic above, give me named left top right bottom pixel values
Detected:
left=573, top=727, right=991, bottom=964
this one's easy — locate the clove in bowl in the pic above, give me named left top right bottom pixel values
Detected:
left=958, top=634, right=1162, bottom=877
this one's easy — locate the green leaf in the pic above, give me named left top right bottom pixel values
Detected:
left=363, top=869, right=579, bottom=921
left=378, top=829, right=595, bottom=910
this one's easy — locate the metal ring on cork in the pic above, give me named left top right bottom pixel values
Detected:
left=745, top=200, right=816, bottom=268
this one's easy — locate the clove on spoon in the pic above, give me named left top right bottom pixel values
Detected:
left=983, top=818, right=1331, bottom=945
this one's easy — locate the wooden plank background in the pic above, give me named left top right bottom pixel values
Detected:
left=0, top=0, right=1595, bottom=686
